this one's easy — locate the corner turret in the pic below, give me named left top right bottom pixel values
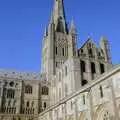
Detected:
left=100, top=36, right=112, bottom=64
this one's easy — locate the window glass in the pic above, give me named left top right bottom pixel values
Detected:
left=42, top=86, right=49, bottom=95
left=81, top=61, right=86, bottom=72
left=25, top=85, right=32, bottom=94
left=91, top=62, right=96, bottom=73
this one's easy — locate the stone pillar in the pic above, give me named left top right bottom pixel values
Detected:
left=86, top=60, right=92, bottom=82
left=109, top=79, right=119, bottom=120
left=49, top=110, right=52, bottom=120
left=65, top=102, right=67, bottom=120
left=88, top=88, right=93, bottom=120
left=75, top=98, right=78, bottom=120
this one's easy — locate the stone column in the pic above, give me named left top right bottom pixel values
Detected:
left=109, top=79, right=119, bottom=120
left=49, top=110, right=52, bottom=120
left=95, top=61, right=101, bottom=76
left=65, top=102, right=67, bottom=120
left=75, top=98, right=78, bottom=120
left=88, top=88, right=93, bottom=120
left=86, top=60, right=92, bottom=82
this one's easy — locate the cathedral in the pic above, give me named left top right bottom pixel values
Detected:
left=0, top=0, right=120, bottom=120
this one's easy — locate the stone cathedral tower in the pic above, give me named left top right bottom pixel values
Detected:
left=42, top=0, right=77, bottom=79
left=42, top=0, right=112, bottom=90
left=0, top=0, right=119, bottom=120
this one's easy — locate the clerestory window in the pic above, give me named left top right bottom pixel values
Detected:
left=80, top=60, right=86, bottom=72
left=25, top=85, right=32, bottom=94
left=42, top=86, right=49, bottom=95
left=100, top=63, right=105, bottom=74
left=7, top=89, right=15, bottom=99
left=91, top=62, right=96, bottom=74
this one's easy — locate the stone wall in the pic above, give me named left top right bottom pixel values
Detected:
left=39, top=65, right=120, bottom=120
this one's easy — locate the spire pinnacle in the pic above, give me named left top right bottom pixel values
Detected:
left=69, top=18, right=76, bottom=34
left=50, top=0, right=68, bottom=33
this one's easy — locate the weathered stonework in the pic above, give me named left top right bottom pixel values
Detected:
left=0, top=0, right=119, bottom=120
left=0, top=72, right=49, bottom=120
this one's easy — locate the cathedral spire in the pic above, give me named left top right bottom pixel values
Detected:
left=69, top=18, right=76, bottom=34
left=50, top=0, right=68, bottom=33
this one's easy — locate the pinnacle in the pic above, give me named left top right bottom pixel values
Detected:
left=70, top=17, right=76, bottom=34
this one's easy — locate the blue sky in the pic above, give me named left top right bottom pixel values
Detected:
left=0, top=0, right=120, bottom=72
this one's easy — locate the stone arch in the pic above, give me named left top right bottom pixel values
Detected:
left=94, top=104, right=114, bottom=120
left=78, top=112, right=88, bottom=120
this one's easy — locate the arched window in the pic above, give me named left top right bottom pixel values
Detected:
left=62, top=48, right=65, bottom=56
left=42, top=86, right=49, bottom=95
left=44, top=102, right=46, bottom=109
left=26, top=101, right=29, bottom=107
left=91, top=62, right=96, bottom=74
left=56, top=47, right=58, bottom=55
left=8, top=100, right=11, bottom=106
left=25, top=85, right=32, bottom=94
left=13, top=100, right=16, bottom=106
left=88, top=48, right=93, bottom=56
left=99, top=85, right=103, bottom=98
left=7, top=89, right=15, bottom=98
left=100, top=63, right=105, bottom=74
left=80, top=60, right=86, bottom=72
